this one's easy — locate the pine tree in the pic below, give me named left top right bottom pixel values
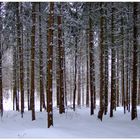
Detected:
left=26, top=32, right=30, bottom=111
left=13, top=3, right=19, bottom=112
left=121, top=13, right=125, bottom=113
left=57, top=3, right=65, bottom=114
left=116, top=44, right=120, bottom=107
left=16, top=2, right=24, bottom=117
left=47, top=2, right=54, bottom=128
left=104, top=3, right=109, bottom=114
left=0, top=2, right=3, bottom=117
left=98, top=2, right=105, bottom=121
left=86, top=28, right=89, bottom=107
left=73, top=32, right=78, bottom=111
left=131, top=2, right=138, bottom=120
left=77, top=59, right=81, bottom=107
left=39, top=2, right=46, bottom=112
left=72, top=9, right=78, bottom=111
left=89, top=3, right=94, bottom=115
left=30, top=2, right=36, bottom=121
left=110, top=3, right=115, bottom=117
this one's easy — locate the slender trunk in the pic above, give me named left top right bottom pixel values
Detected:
left=13, top=52, right=17, bottom=111
left=73, top=35, right=78, bottom=111
left=104, top=4, right=108, bottom=114
left=26, top=33, right=30, bottom=110
left=110, top=4, right=115, bottom=117
left=30, top=2, right=36, bottom=121
left=131, top=2, right=138, bottom=120
left=77, top=64, right=81, bottom=107
left=0, top=2, right=3, bottom=117
left=13, top=6, right=19, bottom=112
left=39, top=2, right=46, bottom=112
left=82, top=63, right=84, bottom=106
left=86, top=29, right=89, bottom=107
left=56, top=39, right=60, bottom=108
left=17, top=2, right=24, bottom=117
left=121, top=14, right=125, bottom=114
left=98, top=3, right=104, bottom=121
left=47, top=2, right=54, bottom=128
left=126, top=29, right=129, bottom=111
left=64, top=47, right=67, bottom=107
left=70, top=64, right=73, bottom=105
left=58, top=4, right=65, bottom=114
left=128, top=35, right=131, bottom=112
left=16, top=31, right=20, bottom=112
left=89, top=5, right=94, bottom=115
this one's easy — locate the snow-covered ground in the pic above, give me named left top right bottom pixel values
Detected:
left=0, top=98, right=140, bottom=138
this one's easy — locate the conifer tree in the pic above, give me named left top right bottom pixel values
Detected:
left=30, top=2, right=36, bottom=121
left=57, top=3, right=65, bottom=114
left=39, top=2, right=46, bottom=112
left=47, top=2, right=54, bottom=128
left=110, top=3, right=116, bottom=117
left=0, top=2, right=3, bottom=117
left=98, top=2, right=105, bottom=121
left=131, top=2, right=138, bottom=120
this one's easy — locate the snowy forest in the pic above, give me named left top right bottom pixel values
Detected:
left=0, top=2, right=140, bottom=138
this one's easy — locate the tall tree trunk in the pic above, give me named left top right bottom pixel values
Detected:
left=73, top=35, right=78, bottom=111
left=56, top=38, right=60, bottom=108
left=128, top=31, right=131, bottom=112
left=13, top=45, right=17, bottom=111
left=82, top=63, right=84, bottom=106
left=0, top=2, right=3, bottom=117
left=13, top=27, right=19, bottom=111
left=39, top=2, right=46, bottom=112
left=69, top=64, right=73, bottom=105
left=121, top=14, right=125, bottom=114
left=30, top=2, right=36, bottom=121
left=104, top=3, right=108, bottom=115
left=98, top=3, right=104, bottom=121
left=64, top=46, right=67, bottom=107
left=126, top=27, right=129, bottom=111
left=47, top=2, right=54, bottom=128
left=89, top=3, right=94, bottom=115
left=26, top=33, right=30, bottom=111
left=110, top=4, right=115, bottom=117
left=86, top=28, right=89, bottom=107
left=13, top=4, right=19, bottom=112
left=58, top=3, right=65, bottom=114
left=16, top=2, right=24, bottom=118
left=77, top=63, right=81, bottom=107
left=131, top=2, right=138, bottom=120
left=116, top=47, right=120, bottom=107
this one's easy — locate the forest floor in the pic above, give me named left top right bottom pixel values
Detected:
left=0, top=98, right=140, bottom=138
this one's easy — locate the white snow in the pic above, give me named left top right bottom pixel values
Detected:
left=0, top=98, right=140, bottom=138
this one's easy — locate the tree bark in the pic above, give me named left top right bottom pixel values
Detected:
left=86, top=28, right=89, bottom=107
left=89, top=3, right=94, bottom=115
left=121, top=14, right=125, bottom=114
left=39, top=2, right=46, bottom=112
left=26, top=33, right=30, bottom=111
left=104, top=3, right=108, bottom=115
left=58, top=3, right=65, bottom=114
left=110, top=4, right=115, bottom=117
left=98, top=3, right=104, bottom=121
left=30, top=2, right=36, bottom=121
left=131, top=2, right=138, bottom=120
left=16, top=2, right=24, bottom=117
left=0, top=2, right=3, bottom=117
left=47, top=2, right=54, bottom=128
left=73, top=35, right=78, bottom=111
